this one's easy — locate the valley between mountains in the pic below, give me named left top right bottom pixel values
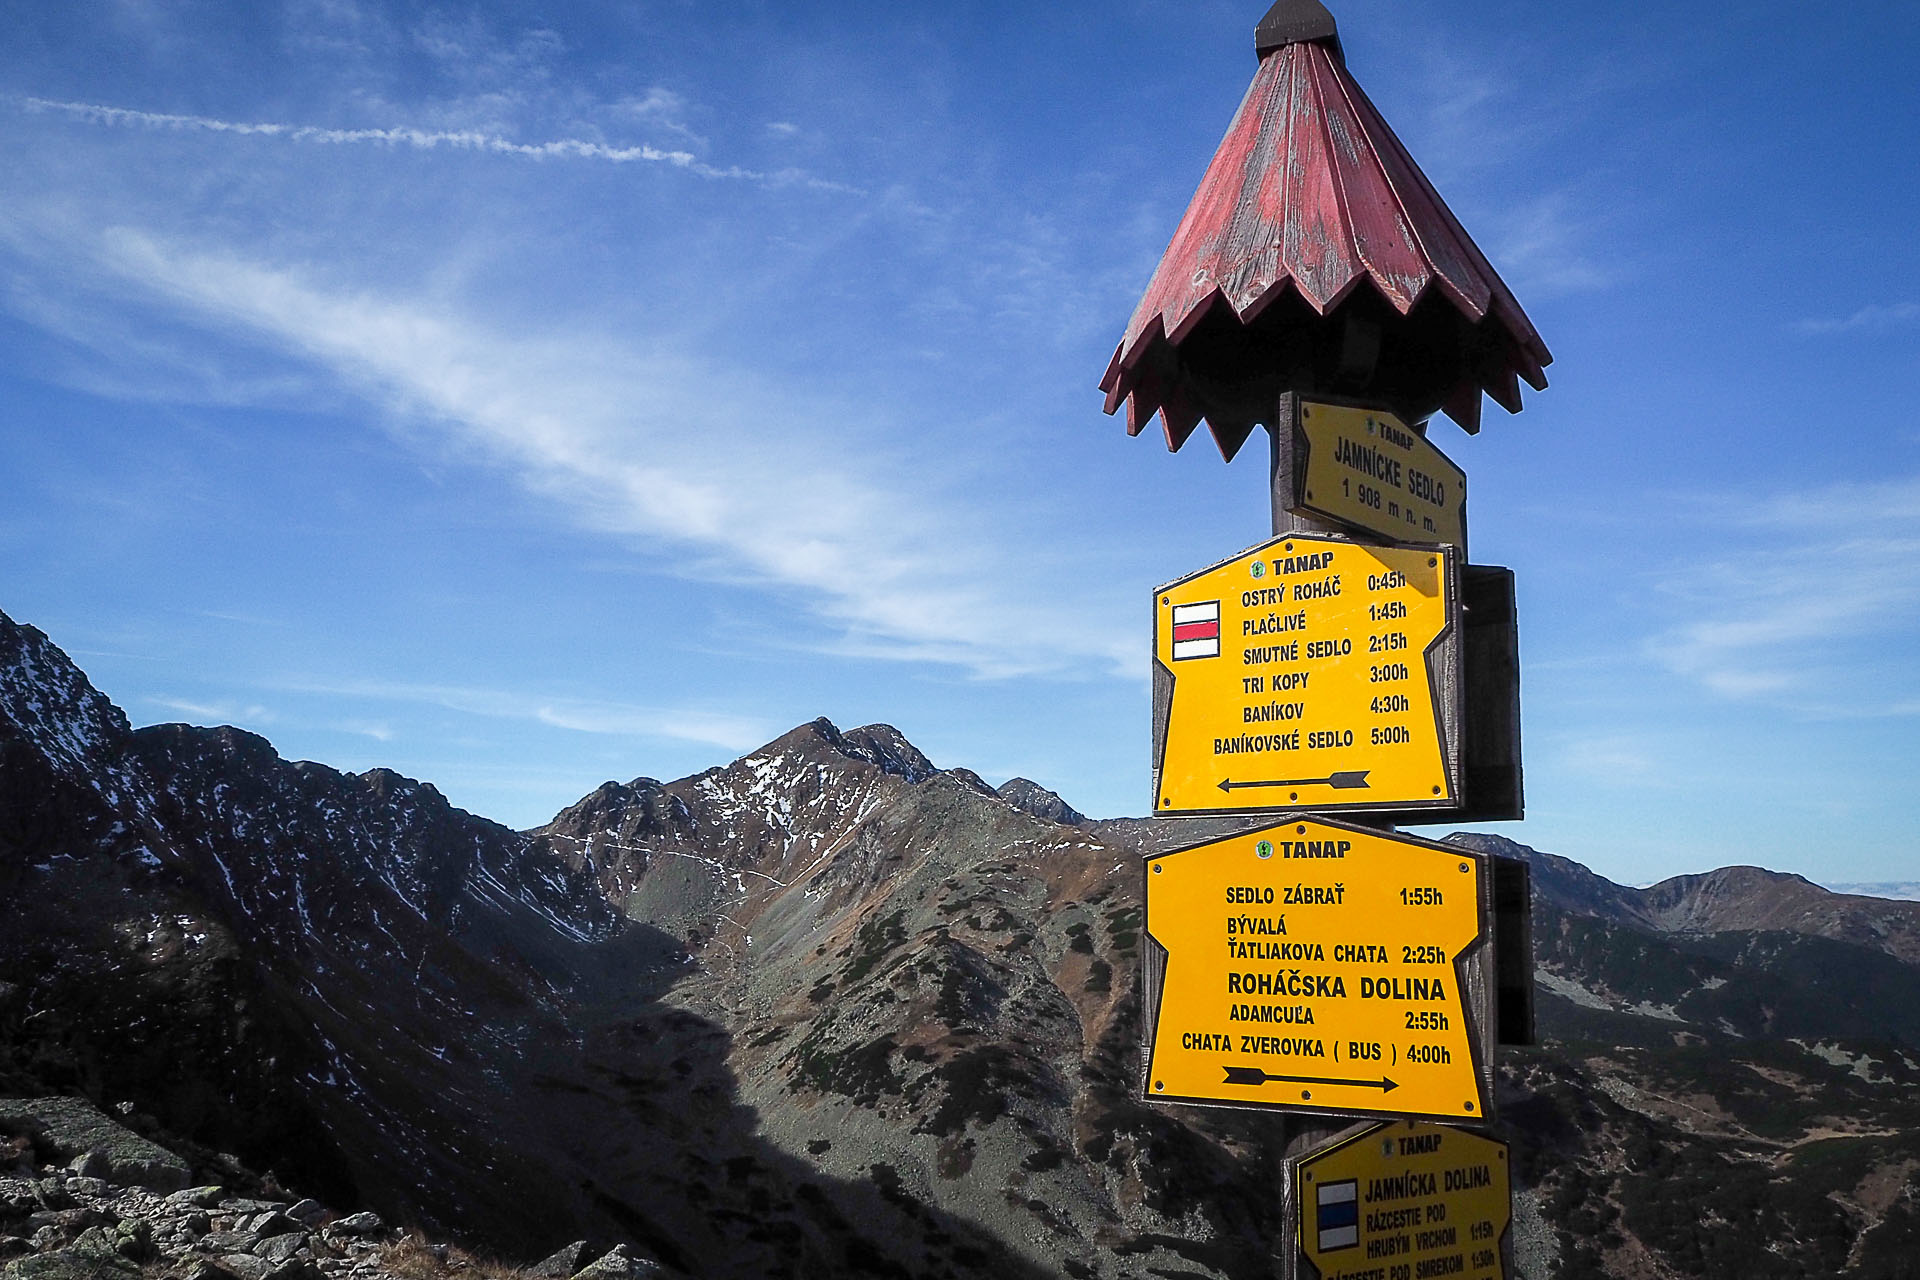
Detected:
left=2, top=606, right=1918, bottom=1280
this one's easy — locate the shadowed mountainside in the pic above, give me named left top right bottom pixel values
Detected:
left=0, top=611, right=1056, bottom=1279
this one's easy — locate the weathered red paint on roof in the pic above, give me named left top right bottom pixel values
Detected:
left=1100, top=31, right=1552, bottom=456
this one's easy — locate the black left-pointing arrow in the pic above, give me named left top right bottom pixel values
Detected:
left=1222, top=1066, right=1399, bottom=1092
left=1217, top=770, right=1370, bottom=793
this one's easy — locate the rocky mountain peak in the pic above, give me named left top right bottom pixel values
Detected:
left=1640, top=863, right=1821, bottom=915
left=935, top=765, right=994, bottom=795
left=356, top=768, right=447, bottom=806
left=539, top=777, right=689, bottom=856
left=994, top=778, right=1085, bottom=826
left=134, top=721, right=279, bottom=769
left=1638, top=863, right=1920, bottom=964
left=834, top=723, right=937, bottom=782
left=1446, top=829, right=1648, bottom=923
left=775, top=717, right=939, bottom=783
left=1, top=610, right=637, bottom=1250
left=0, top=609, right=134, bottom=786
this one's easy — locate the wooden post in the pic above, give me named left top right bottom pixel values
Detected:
left=1267, top=397, right=1329, bottom=541
left=1262, top=395, right=1522, bottom=1276
left=1265, top=401, right=1371, bottom=1274
left=1264, top=396, right=1417, bottom=831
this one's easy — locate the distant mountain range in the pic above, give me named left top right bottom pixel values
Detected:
left=3, top=605, right=1917, bottom=1280
left=1823, top=883, right=1920, bottom=902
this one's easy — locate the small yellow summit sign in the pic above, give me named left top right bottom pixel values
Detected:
left=1152, top=533, right=1460, bottom=817
left=1288, top=400, right=1469, bottom=551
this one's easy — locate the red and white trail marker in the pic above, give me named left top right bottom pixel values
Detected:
left=1169, top=600, right=1220, bottom=660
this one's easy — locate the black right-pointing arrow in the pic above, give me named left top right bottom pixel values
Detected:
left=1217, top=770, right=1371, bottom=793
left=1222, top=1066, right=1399, bottom=1091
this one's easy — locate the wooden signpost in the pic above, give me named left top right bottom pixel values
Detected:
left=1095, top=2, right=1550, bottom=1277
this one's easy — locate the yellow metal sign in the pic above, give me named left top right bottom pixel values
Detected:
left=1152, top=534, right=1459, bottom=817
left=1293, top=401, right=1468, bottom=550
left=1142, top=818, right=1490, bottom=1121
left=1295, top=1121, right=1511, bottom=1280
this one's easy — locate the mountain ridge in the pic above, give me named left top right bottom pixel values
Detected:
left=5, top=605, right=1920, bottom=1279
left=1448, top=831, right=1920, bottom=967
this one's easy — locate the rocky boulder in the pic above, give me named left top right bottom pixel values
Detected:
left=0, top=1101, right=190, bottom=1192
left=526, top=1241, right=589, bottom=1279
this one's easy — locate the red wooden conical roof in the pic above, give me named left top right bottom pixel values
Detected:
left=1099, top=6, right=1552, bottom=458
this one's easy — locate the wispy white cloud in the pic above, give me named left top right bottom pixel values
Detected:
left=11, top=95, right=859, bottom=193
left=1725, top=478, right=1920, bottom=527
left=0, top=16, right=1149, bottom=693
left=532, top=703, right=764, bottom=746
left=1550, top=732, right=1667, bottom=786
left=279, top=676, right=772, bottom=752
left=63, top=227, right=1135, bottom=681
left=612, top=87, right=706, bottom=146
left=1645, top=478, right=1920, bottom=710
left=1412, top=60, right=1507, bottom=184
left=1796, top=301, right=1920, bottom=335
left=1383, top=33, right=1624, bottom=303
left=409, top=12, right=563, bottom=82
left=0, top=231, right=332, bottom=409
left=1486, top=193, right=1610, bottom=296
left=144, top=695, right=274, bottom=724
left=198, top=610, right=290, bottom=628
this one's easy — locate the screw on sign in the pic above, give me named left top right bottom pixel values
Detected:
left=1151, top=533, right=1462, bottom=818
left=1280, top=399, right=1471, bottom=554
left=1138, top=818, right=1496, bottom=1123
left=1286, top=1121, right=1513, bottom=1280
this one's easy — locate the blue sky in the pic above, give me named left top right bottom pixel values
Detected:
left=2, top=0, right=1917, bottom=886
